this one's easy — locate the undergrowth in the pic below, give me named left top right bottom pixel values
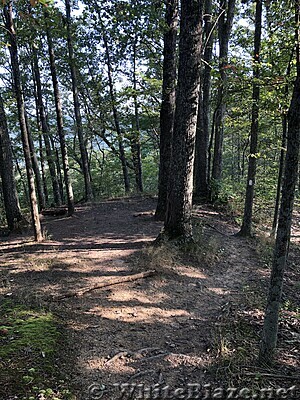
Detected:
left=0, top=299, right=74, bottom=400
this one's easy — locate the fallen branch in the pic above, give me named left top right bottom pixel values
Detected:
left=106, top=351, right=130, bottom=365
left=204, top=223, right=229, bottom=236
left=57, top=270, right=156, bottom=299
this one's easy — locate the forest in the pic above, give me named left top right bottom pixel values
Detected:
left=0, top=0, right=299, bottom=399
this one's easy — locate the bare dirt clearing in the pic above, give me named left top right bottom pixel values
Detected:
left=1, top=197, right=299, bottom=399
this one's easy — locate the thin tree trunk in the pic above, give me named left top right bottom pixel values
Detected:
left=271, top=116, right=287, bottom=235
left=130, top=36, right=143, bottom=193
left=239, top=0, right=262, bottom=237
left=93, top=3, right=130, bottom=193
left=211, top=0, right=236, bottom=193
left=163, top=0, right=203, bottom=241
left=35, top=105, right=49, bottom=205
left=65, top=0, right=93, bottom=202
left=194, top=0, right=213, bottom=200
left=0, top=93, right=23, bottom=231
left=32, top=79, right=48, bottom=205
left=32, top=47, right=62, bottom=207
left=4, top=2, right=43, bottom=241
left=103, top=33, right=130, bottom=193
left=259, top=0, right=300, bottom=365
left=271, top=50, right=294, bottom=235
left=45, top=12, right=74, bottom=215
left=155, top=0, right=178, bottom=220
left=25, top=112, right=46, bottom=210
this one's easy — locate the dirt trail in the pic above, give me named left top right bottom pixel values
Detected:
left=0, top=197, right=299, bottom=400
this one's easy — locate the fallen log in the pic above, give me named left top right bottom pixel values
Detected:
left=57, top=269, right=156, bottom=299
left=41, top=208, right=68, bottom=217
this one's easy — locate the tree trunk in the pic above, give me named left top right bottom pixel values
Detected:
left=0, top=93, right=23, bottom=231
left=103, top=37, right=130, bottom=193
left=65, top=0, right=93, bottom=202
left=211, top=0, right=236, bottom=194
left=194, top=0, right=213, bottom=200
left=4, top=2, right=43, bottom=242
left=259, top=0, right=300, bottom=365
left=155, top=0, right=178, bottom=220
left=25, top=112, right=46, bottom=210
left=32, top=47, right=62, bottom=207
left=163, top=0, right=203, bottom=241
left=94, top=5, right=130, bottom=193
left=45, top=12, right=74, bottom=215
left=271, top=116, right=287, bottom=235
left=38, top=128, right=49, bottom=205
left=238, top=0, right=262, bottom=237
left=271, top=50, right=294, bottom=235
left=130, top=36, right=143, bottom=193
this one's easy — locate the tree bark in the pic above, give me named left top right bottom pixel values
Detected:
left=271, top=50, right=294, bottom=235
left=194, top=0, right=213, bottom=200
left=163, top=0, right=203, bottom=241
left=155, top=0, right=178, bottom=220
left=211, top=0, right=236, bottom=194
left=239, top=0, right=262, bottom=237
left=93, top=4, right=130, bottom=193
left=65, top=0, right=93, bottom=202
left=25, top=112, right=46, bottom=210
left=45, top=11, right=75, bottom=215
left=130, top=36, right=143, bottom=193
left=259, top=0, right=300, bottom=365
left=271, top=116, right=287, bottom=235
left=0, top=93, right=23, bottom=231
left=3, top=2, right=43, bottom=242
left=32, top=47, right=62, bottom=207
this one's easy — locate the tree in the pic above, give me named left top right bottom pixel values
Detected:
left=44, top=10, right=75, bottom=215
left=163, top=0, right=203, bottom=241
left=65, top=0, right=93, bottom=202
left=211, top=0, right=236, bottom=196
left=0, top=93, right=23, bottom=231
left=238, top=0, right=263, bottom=236
left=31, top=45, right=62, bottom=206
left=259, top=0, right=300, bottom=365
left=130, top=33, right=143, bottom=193
left=155, top=0, right=178, bottom=220
left=3, top=1, right=43, bottom=242
left=194, top=0, right=213, bottom=200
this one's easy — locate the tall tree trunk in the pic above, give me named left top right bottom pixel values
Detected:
left=239, top=0, right=262, bottom=237
left=271, top=51, right=294, bottom=235
left=45, top=12, right=74, bottom=215
left=34, top=95, right=49, bottom=205
left=258, top=0, right=300, bottom=365
left=32, top=47, right=62, bottom=207
left=211, top=0, right=236, bottom=195
left=103, top=33, right=130, bottom=193
left=93, top=4, right=130, bottom=193
left=3, top=2, right=43, bottom=242
left=130, top=36, right=143, bottom=193
left=271, top=116, right=287, bottom=235
left=38, top=130, right=49, bottom=205
left=163, top=0, right=203, bottom=241
left=25, top=112, right=46, bottom=210
left=0, top=93, right=23, bottom=231
left=194, top=0, right=213, bottom=200
left=155, top=0, right=178, bottom=220
left=65, top=0, right=93, bottom=202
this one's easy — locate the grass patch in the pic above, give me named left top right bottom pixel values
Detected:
left=0, top=299, right=74, bottom=400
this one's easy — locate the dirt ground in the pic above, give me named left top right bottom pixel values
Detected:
left=0, top=197, right=299, bottom=399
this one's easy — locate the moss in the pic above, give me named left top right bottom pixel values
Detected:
left=0, top=299, right=73, bottom=400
